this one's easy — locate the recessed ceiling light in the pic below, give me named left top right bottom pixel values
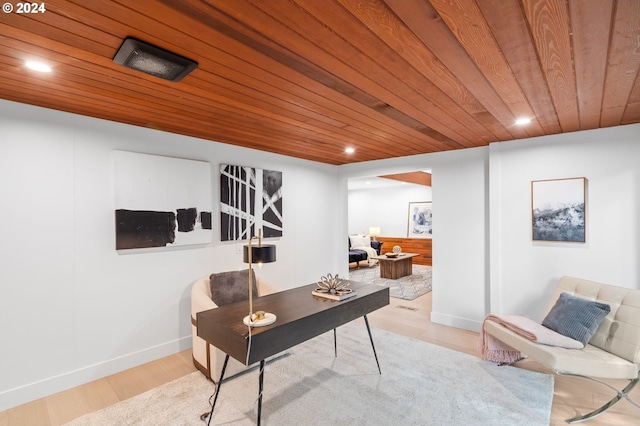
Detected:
left=515, top=117, right=531, bottom=125
left=25, top=61, right=52, bottom=73
left=345, top=147, right=355, bottom=154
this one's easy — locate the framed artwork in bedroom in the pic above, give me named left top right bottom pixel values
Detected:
left=531, top=177, right=586, bottom=243
left=407, top=201, right=432, bottom=238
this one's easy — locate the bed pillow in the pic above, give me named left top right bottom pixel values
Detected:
left=209, top=269, right=257, bottom=306
left=541, top=292, right=611, bottom=346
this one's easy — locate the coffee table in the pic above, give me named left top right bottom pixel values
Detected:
left=372, top=253, right=419, bottom=279
left=197, top=281, right=389, bottom=425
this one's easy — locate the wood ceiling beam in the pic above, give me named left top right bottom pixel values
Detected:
left=380, top=171, right=432, bottom=187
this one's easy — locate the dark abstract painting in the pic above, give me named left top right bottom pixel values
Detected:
left=220, top=164, right=283, bottom=241
left=262, top=169, right=283, bottom=238
left=114, top=151, right=212, bottom=250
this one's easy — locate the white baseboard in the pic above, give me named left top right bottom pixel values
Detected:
left=0, top=336, right=192, bottom=412
left=430, top=311, right=482, bottom=333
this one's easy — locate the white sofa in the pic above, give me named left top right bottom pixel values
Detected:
left=483, top=276, right=640, bottom=423
left=191, top=273, right=278, bottom=381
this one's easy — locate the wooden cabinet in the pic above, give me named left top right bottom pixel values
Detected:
left=375, top=237, right=432, bottom=266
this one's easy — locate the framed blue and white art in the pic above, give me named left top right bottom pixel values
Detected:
left=407, top=201, right=432, bottom=238
left=531, top=177, right=586, bottom=243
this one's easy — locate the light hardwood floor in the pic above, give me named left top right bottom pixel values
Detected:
left=1, top=291, right=638, bottom=425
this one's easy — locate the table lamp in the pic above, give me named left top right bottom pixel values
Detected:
left=242, top=229, right=277, bottom=327
left=369, top=226, right=381, bottom=241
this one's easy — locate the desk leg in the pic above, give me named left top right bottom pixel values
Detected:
left=333, top=328, right=337, bottom=357
left=206, top=354, right=230, bottom=426
left=363, top=315, right=382, bottom=374
left=257, top=359, right=265, bottom=426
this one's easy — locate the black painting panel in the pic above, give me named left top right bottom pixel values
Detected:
left=220, top=165, right=282, bottom=240
left=220, top=165, right=256, bottom=241
left=177, top=207, right=198, bottom=232
left=200, top=211, right=212, bottom=230
left=115, top=209, right=176, bottom=249
left=263, top=169, right=283, bottom=238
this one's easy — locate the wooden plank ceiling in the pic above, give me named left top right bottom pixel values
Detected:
left=1, top=0, right=638, bottom=165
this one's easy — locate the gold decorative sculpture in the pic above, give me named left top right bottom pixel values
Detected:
left=315, top=273, right=352, bottom=295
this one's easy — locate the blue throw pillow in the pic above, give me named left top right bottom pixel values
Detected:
left=542, top=292, right=611, bottom=346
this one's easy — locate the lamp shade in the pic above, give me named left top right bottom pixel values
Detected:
left=243, top=244, right=276, bottom=264
left=369, top=227, right=381, bottom=237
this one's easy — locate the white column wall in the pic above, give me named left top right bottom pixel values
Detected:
left=429, top=148, right=489, bottom=331
left=1, top=111, right=77, bottom=402
left=0, top=100, right=340, bottom=410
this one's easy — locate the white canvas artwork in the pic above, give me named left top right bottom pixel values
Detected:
left=114, top=151, right=212, bottom=250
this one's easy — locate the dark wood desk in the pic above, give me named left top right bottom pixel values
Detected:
left=197, top=281, right=389, bottom=424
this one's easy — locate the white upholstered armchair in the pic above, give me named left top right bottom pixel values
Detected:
left=191, top=270, right=278, bottom=381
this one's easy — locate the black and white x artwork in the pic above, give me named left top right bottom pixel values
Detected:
left=220, top=164, right=283, bottom=241
left=114, top=151, right=212, bottom=250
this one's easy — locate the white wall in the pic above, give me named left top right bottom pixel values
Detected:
left=348, top=184, right=432, bottom=237
left=0, top=100, right=340, bottom=410
left=489, top=125, right=640, bottom=320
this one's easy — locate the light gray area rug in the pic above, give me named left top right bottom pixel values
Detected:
left=64, top=322, right=553, bottom=426
left=349, top=264, right=432, bottom=300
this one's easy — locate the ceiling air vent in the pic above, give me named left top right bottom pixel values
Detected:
left=113, top=38, right=197, bottom=82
